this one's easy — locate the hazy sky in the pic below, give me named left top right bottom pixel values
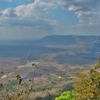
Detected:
left=0, top=0, right=100, bottom=40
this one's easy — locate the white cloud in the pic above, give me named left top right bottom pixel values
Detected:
left=2, top=0, right=100, bottom=27
left=57, top=0, right=100, bottom=26
left=0, top=0, right=100, bottom=39
left=0, top=0, right=61, bottom=39
left=0, top=0, right=58, bottom=28
left=1, top=8, right=17, bottom=17
left=0, top=0, right=56, bottom=18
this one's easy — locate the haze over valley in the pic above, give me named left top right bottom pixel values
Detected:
left=0, top=35, right=100, bottom=97
left=0, top=0, right=100, bottom=99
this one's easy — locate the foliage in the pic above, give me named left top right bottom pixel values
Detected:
left=73, top=57, right=100, bottom=100
left=1, top=58, right=100, bottom=100
left=0, top=74, right=34, bottom=100
left=55, top=91, right=75, bottom=100
left=0, top=63, right=36, bottom=100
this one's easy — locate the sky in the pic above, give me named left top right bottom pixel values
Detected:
left=0, top=0, right=100, bottom=40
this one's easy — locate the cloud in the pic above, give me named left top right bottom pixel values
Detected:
left=0, top=0, right=61, bottom=39
left=0, top=0, right=100, bottom=40
left=0, top=0, right=57, bottom=18
left=58, top=0, right=98, bottom=11
left=0, top=0, right=57, bottom=27
left=15, top=1, right=55, bottom=18
left=1, top=8, right=17, bottom=17
left=2, top=0, right=100, bottom=27
left=58, top=0, right=100, bottom=26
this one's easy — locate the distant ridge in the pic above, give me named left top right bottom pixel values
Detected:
left=0, top=35, right=100, bottom=46
left=36, top=35, right=100, bottom=46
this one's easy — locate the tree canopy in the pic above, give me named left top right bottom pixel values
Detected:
left=73, top=57, right=100, bottom=100
left=55, top=91, right=75, bottom=100
left=55, top=58, right=100, bottom=100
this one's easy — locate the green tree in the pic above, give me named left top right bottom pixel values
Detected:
left=73, top=57, right=100, bottom=100
left=55, top=91, right=75, bottom=100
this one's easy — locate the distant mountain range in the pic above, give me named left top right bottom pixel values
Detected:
left=0, top=35, right=100, bottom=65
left=0, top=35, right=100, bottom=100
left=34, top=35, right=100, bottom=46
left=0, top=35, right=100, bottom=46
